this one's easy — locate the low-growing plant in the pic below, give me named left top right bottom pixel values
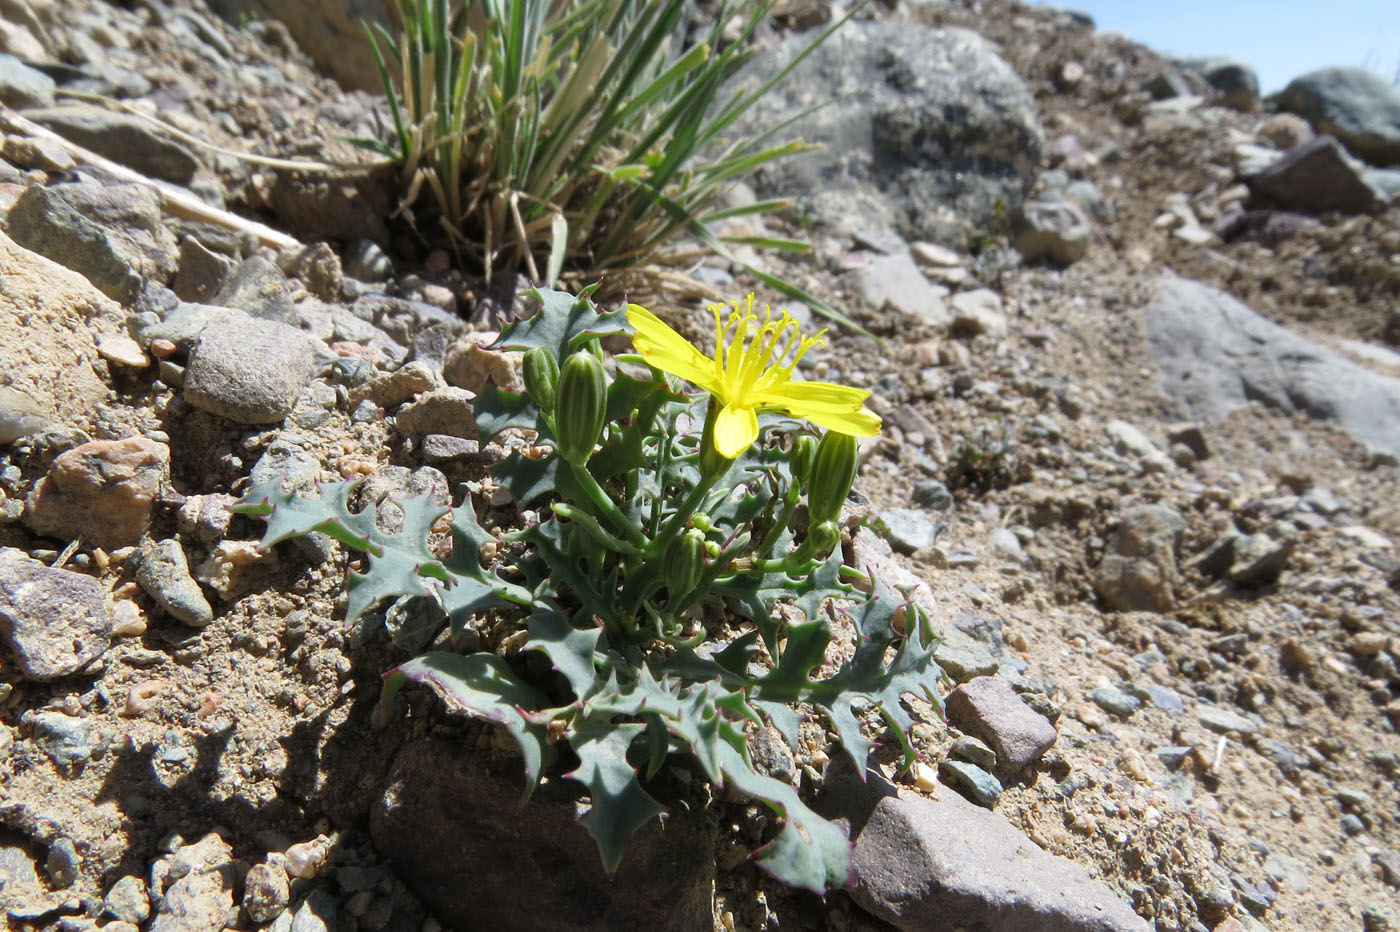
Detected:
left=233, top=287, right=946, bottom=891
left=947, top=415, right=1017, bottom=492
left=354, top=0, right=864, bottom=330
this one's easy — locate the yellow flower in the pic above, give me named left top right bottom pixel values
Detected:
left=626, top=294, right=881, bottom=459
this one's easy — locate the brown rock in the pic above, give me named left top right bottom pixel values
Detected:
left=371, top=738, right=714, bottom=932
left=0, top=230, right=127, bottom=433
left=945, top=675, right=1058, bottom=779
left=25, top=437, right=169, bottom=548
left=443, top=333, right=524, bottom=393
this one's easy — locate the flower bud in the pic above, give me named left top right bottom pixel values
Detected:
left=807, top=430, right=858, bottom=525
left=554, top=350, right=607, bottom=465
left=789, top=434, right=817, bottom=487
left=663, top=529, right=706, bottom=600
left=805, top=520, right=840, bottom=557
left=522, top=347, right=559, bottom=412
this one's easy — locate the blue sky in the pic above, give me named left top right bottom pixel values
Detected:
left=1034, top=1, right=1400, bottom=94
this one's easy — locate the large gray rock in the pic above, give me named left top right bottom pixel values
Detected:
left=1180, top=57, right=1258, bottom=111
left=1250, top=135, right=1382, bottom=214
left=184, top=315, right=317, bottom=424
left=1146, top=275, right=1400, bottom=460
left=820, top=763, right=1149, bottom=932
left=726, top=23, right=1043, bottom=246
left=0, top=549, right=112, bottom=680
left=1275, top=67, right=1400, bottom=166
left=3, top=181, right=178, bottom=303
left=24, top=105, right=200, bottom=184
left=0, top=52, right=54, bottom=108
left=371, top=738, right=714, bottom=932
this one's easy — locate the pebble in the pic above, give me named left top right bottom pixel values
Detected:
left=135, top=537, right=214, bottom=626
left=938, top=759, right=1003, bottom=807
left=880, top=507, right=941, bottom=553
left=24, top=437, right=170, bottom=548
left=944, top=675, right=1057, bottom=777
left=987, top=527, right=1028, bottom=564
left=1197, top=704, right=1259, bottom=735
left=0, top=548, right=115, bottom=680
left=97, top=335, right=150, bottom=368
left=184, top=315, right=317, bottom=424
left=1089, top=687, right=1142, bottom=719
left=1154, top=746, right=1193, bottom=770
left=242, top=861, right=290, bottom=923
left=104, top=875, right=151, bottom=924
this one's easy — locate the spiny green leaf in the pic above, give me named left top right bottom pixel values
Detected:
left=475, top=383, right=546, bottom=442
left=234, top=478, right=377, bottom=552
left=567, top=718, right=663, bottom=873
left=495, top=286, right=627, bottom=360
left=385, top=652, right=555, bottom=793
left=526, top=609, right=604, bottom=700
left=716, top=743, right=852, bottom=893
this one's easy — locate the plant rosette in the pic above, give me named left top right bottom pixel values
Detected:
left=233, top=286, right=946, bottom=893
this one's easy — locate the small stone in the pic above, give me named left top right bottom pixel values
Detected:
left=24, top=437, right=169, bottom=548
left=910, top=241, right=963, bottom=267
left=1197, top=704, right=1259, bottom=735
left=96, top=335, right=150, bottom=368
left=0, top=53, right=55, bottom=108
left=1154, top=746, right=1193, bottom=770
left=1089, top=688, right=1142, bottom=719
left=938, top=759, right=1003, bottom=807
left=845, top=250, right=949, bottom=327
left=242, top=862, right=290, bottom=924
left=45, top=837, right=79, bottom=889
left=1227, top=529, right=1295, bottom=587
left=1106, top=420, right=1174, bottom=473
left=987, top=527, right=1027, bottom=564
left=880, top=507, right=941, bottom=553
left=394, top=387, right=479, bottom=439
left=196, top=540, right=277, bottom=600
left=104, top=875, right=151, bottom=924
left=135, top=537, right=213, bottom=627
left=26, top=105, right=198, bottom=184
left=0, top=549, right=113, bottom=680
left=172, top=236, right=233, bottom=303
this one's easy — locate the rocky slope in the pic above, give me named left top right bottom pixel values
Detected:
left=0, top=2, right=1396, bottom=932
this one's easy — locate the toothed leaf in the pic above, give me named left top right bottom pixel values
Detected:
left=385, top=652, right=553, bottom=793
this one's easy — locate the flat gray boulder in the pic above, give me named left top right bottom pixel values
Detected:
left=1275, top=67, right=1400, bottom=167
left=1146, top=275, right=1400, bottom=460
left=726, top=22, right=1043, bottom=246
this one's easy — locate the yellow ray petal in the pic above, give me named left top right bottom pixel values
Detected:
left=713, top=403, right=759, bottom=459
left=753, top=381, right=881, bottom=435
left=626, top=304, right=721, bottom=392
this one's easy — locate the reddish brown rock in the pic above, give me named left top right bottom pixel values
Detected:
left=25, top=437, right=169, bottom=547
left=945, top=675, right=1058, bottom=779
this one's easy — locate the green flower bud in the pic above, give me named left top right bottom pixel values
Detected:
left=663, top=529, right=706, bottom=601
left=805, top=520, right=841, bottom=556
left=522, top=347, right=559, bottom=412
left=698, top=398, right=730, bottom=477
left=790, top=434, right=817, bottom=486
left=554, top=351, right=607, bottom=465
left=807, top=430, right=858, bottom=525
